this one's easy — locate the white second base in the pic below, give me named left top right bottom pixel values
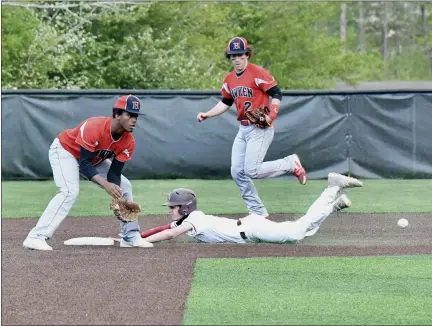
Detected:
left=64, top=237, right=118, bottom=246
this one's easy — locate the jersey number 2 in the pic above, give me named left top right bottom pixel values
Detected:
left=244, top=101, right=252, bottom=112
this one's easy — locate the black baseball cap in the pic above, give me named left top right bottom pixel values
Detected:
left=226, top=37, right=249, bottom=55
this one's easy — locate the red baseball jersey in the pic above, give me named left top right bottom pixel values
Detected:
left=58, top=117, right=135, bottom=165
left=221, top=63, right=277, bottom=120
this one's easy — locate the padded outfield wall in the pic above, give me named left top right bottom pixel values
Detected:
left=2, top=89, right=431, bottom=180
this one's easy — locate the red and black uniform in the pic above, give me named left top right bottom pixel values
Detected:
left=221, top=63, right=279, bottom=122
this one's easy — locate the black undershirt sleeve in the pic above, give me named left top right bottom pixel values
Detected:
left=221, top=97, right=234, bottom=106
left=107, top=158, right=125, bottom=186
left=79, top=147, right=98, bottom=180
left=265, top=85, right=282, bottom=101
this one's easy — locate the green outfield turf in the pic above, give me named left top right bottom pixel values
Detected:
left=1, top=178, right=431, bottom=218
left=183, top=255, right=432, bottom=325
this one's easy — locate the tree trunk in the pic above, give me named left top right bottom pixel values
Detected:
left=420, top=3, right=428, bottom=38
left=420, top=3, right=432, bottom=75
left=356, top=1, right=365, bottom=52
left=340, top=3, right=347, bottom=54
left=381, top=1, right=388, bottom=61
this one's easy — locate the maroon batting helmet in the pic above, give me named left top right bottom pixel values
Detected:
left=163, top=188, right=197, bottom=217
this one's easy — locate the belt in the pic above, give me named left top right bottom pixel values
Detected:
left=237, top=219, right=248, bottom=240
left=240, top=120, right=252, bottom=126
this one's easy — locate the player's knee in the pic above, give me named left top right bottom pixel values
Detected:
left=230, top=166, right=244, bottom=179
left=121, top=176, right=133, bottom=200
left=290, top=230, right=306, bottom=242
left=280, top=227, right=305, bottom=242
left=60, top=186, right=79, bottom=202
left=121, top=177, right=132, bottom=192
left=244, top=165, right=258, bottom=179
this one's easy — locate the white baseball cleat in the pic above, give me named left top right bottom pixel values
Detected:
left=23, top=237, right=53, bottom=251
left=333, top=194, right=352, bottom=212
left=120, top=238, right=154, bottom=248
left=328, top=172, right=363, bottom=189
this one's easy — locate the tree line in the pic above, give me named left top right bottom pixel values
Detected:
left=2, top=1, right=431, bottom=90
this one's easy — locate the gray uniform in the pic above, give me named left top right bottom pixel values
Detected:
left=231, top=124, right=300, bottom=216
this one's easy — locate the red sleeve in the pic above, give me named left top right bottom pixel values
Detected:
left=116, top=137, right=135, bottom=163
left=254, top=66, right=277, bottom=92
left=221, top=75, right=233, bottom=99
left=141, top=223, right=172, bottom=238
left=75, top=120, right=100, bottom=152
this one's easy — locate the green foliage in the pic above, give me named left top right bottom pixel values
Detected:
left=1, top=6, right=55, bottom=88
left=1, top=2, right=431, bottom=90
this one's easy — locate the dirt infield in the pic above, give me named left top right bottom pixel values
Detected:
left=2, top=213, right=431, bottom=325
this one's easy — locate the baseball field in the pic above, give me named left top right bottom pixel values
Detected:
left=2, top=178, right=432, bottom=325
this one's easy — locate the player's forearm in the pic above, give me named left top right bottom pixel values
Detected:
left=268, top=98, right=281, bottom=121
left=206, top=101, right=230, bottom=118
left=91, top=174, right=109, bottom=188
left=107, top=159, right=125, bottom=186
left=271, top=98, right=281, bottom=107
left=144, top=229, right=175, bottom=243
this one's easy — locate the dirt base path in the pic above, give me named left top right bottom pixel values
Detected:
left=2, top=213, right=431, bottom=325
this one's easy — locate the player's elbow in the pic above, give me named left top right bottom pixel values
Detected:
left=165, top=229, right=177, bottom=239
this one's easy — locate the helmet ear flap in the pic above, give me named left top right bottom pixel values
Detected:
left=179, top=199, right=197, bottom=217
left=180, top=205, right=189, bottom=216
left=166, top=188, right=197, bottom=216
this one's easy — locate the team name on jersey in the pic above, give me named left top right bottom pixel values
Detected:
left=95, top=149, right=115, bottom=160
left=231, top=86, right=253, bottom=99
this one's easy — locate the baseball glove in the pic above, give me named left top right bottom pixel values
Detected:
left=110, top=198, right=141, bottom=222
left=245, top=106, right=272, bottom=129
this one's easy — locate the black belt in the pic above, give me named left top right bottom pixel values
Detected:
left=237, top=219, right=248, bottom=240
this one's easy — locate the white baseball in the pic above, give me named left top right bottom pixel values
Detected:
left=397, top=218, right=409, bottom=228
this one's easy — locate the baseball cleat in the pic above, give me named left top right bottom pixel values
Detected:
left=120, top=238, right=154, bottom=248
left=328, top=172, right=363, bottom=189
left=292, top=154, right=307, bottom=185
left=23, top=237, right=53, bottom=251
left=333, top=194, right=352, bottom=212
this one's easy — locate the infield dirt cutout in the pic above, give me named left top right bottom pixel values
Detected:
left=2, top=213, right=431, bottom=325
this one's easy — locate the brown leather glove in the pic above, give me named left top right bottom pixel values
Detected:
left=245, top=106, right=272, bottom=129
left=110, top=198, right=141, bottom=222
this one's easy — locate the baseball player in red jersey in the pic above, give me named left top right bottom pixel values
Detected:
left=197, top=37, right=307, bottom=218
left=23, top=95, right=153, bottom=250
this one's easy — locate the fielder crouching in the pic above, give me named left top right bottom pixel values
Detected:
left=141, top=173, right=363, bottom=244
left=23, top=95, right=152, bottom=250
